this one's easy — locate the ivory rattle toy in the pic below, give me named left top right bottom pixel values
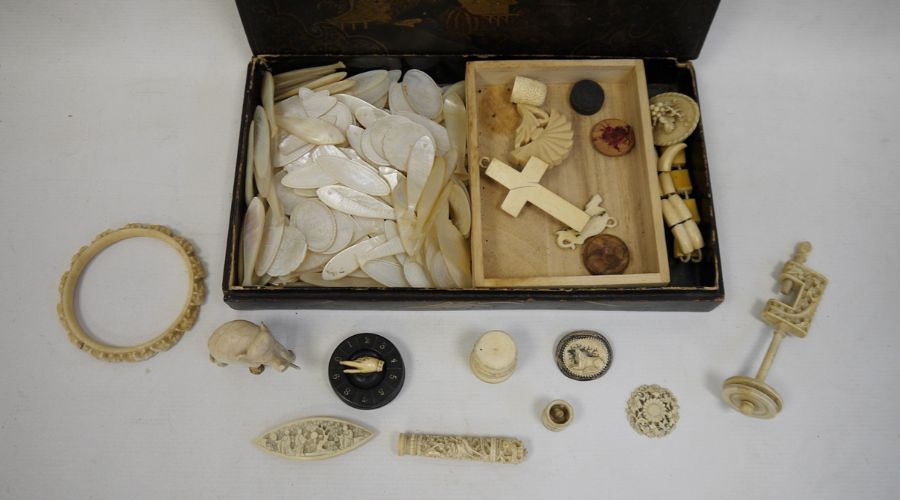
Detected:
left=721, top=242, right=828, bottom=419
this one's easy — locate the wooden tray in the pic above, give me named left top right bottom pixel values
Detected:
left=466, top=59, right=669, bottom=288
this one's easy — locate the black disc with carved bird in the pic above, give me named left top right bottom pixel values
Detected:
left=328, top=333, right=405, bottom=410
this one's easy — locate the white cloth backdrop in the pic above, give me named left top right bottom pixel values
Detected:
left=1, top=1, right=898, bottom=498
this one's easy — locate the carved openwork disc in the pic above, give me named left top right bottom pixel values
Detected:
left=626, top=384, right=679, bottom=438
left=722, top=376, right=783, bottom=419
left=555, top=330, right=613, bottom=381
left=329, top=333, right=405, bottom=410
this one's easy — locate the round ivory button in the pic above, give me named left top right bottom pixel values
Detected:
left=469, top=330, right=517, bottom=384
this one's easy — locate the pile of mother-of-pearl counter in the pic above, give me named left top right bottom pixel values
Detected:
left=241, top=62, right=471, bottom=288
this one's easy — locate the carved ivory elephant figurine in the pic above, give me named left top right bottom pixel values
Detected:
left=208, top=320, right=298, bottom=374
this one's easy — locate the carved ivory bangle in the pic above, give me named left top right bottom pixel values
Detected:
left=510, top=76, right=547, bottom=107
left=57, top=223, right=206, bottom=362
left=398, top=432, right=526, bottom=464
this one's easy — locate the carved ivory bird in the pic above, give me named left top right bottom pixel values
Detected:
left=339, top=356, right=384, bottom=374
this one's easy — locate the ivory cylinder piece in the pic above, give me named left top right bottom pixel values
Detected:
left=683, top=219, right=704, bottom=249
left=469, top=330, right=517, bottom=383
left=671, top=224, right=694, bottom=254
left=397, top=433, right=526, bottom=464
left=658, top=172, right=676, bottom=196
left=667, top=194, right=693, bottom=222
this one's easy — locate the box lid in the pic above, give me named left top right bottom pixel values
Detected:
left=235, top=0, right=719, bottom=60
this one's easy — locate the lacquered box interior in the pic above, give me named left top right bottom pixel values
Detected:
left=223, top=55, right=722, bottom=310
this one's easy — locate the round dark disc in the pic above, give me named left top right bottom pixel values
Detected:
left=569, top=80, right=605, bottom=115
left=582, top=234, right=630, bottom=275
left=328, top=333, right=404, bottom=410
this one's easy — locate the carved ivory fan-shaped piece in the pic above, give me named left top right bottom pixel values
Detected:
left=469, top=330, right=517, bottom=383
left=722, top=242, right=828, bottom=419
left=255, top=417, right=375, bottom=460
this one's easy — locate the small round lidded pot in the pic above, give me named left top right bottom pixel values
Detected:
left=469, top=330, right=517, bottom=383
left=542, top=400, right=574, bottom=431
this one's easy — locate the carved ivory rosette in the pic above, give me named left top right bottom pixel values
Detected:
left=398, top=433, right=526, bottom=464
left=626, top=384, right=679, bottom=438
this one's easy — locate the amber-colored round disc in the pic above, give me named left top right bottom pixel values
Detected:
left=591, top=119, right=635, bottom=156
left=582, top=234, right=630, bottom=275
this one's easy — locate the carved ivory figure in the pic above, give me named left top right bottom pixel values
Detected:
left=208, top=320, right=298, bottom=374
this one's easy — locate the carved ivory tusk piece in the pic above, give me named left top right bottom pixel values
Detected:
left=398, top=433, right=526, bottom=464
left=657, top=143, right=687, bottom=172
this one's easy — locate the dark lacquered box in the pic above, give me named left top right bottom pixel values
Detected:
left=224, top=0, right=723, bottom=311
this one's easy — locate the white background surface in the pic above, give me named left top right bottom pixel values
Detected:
left=1, top=1, right=899, bottom=498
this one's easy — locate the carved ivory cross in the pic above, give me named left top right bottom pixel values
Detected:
left=484, top=157, right=590, bottom=231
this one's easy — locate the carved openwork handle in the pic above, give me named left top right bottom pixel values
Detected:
left=398, top=433, right=526, bottom=464
left=721, top=242, right=828, bottom=419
